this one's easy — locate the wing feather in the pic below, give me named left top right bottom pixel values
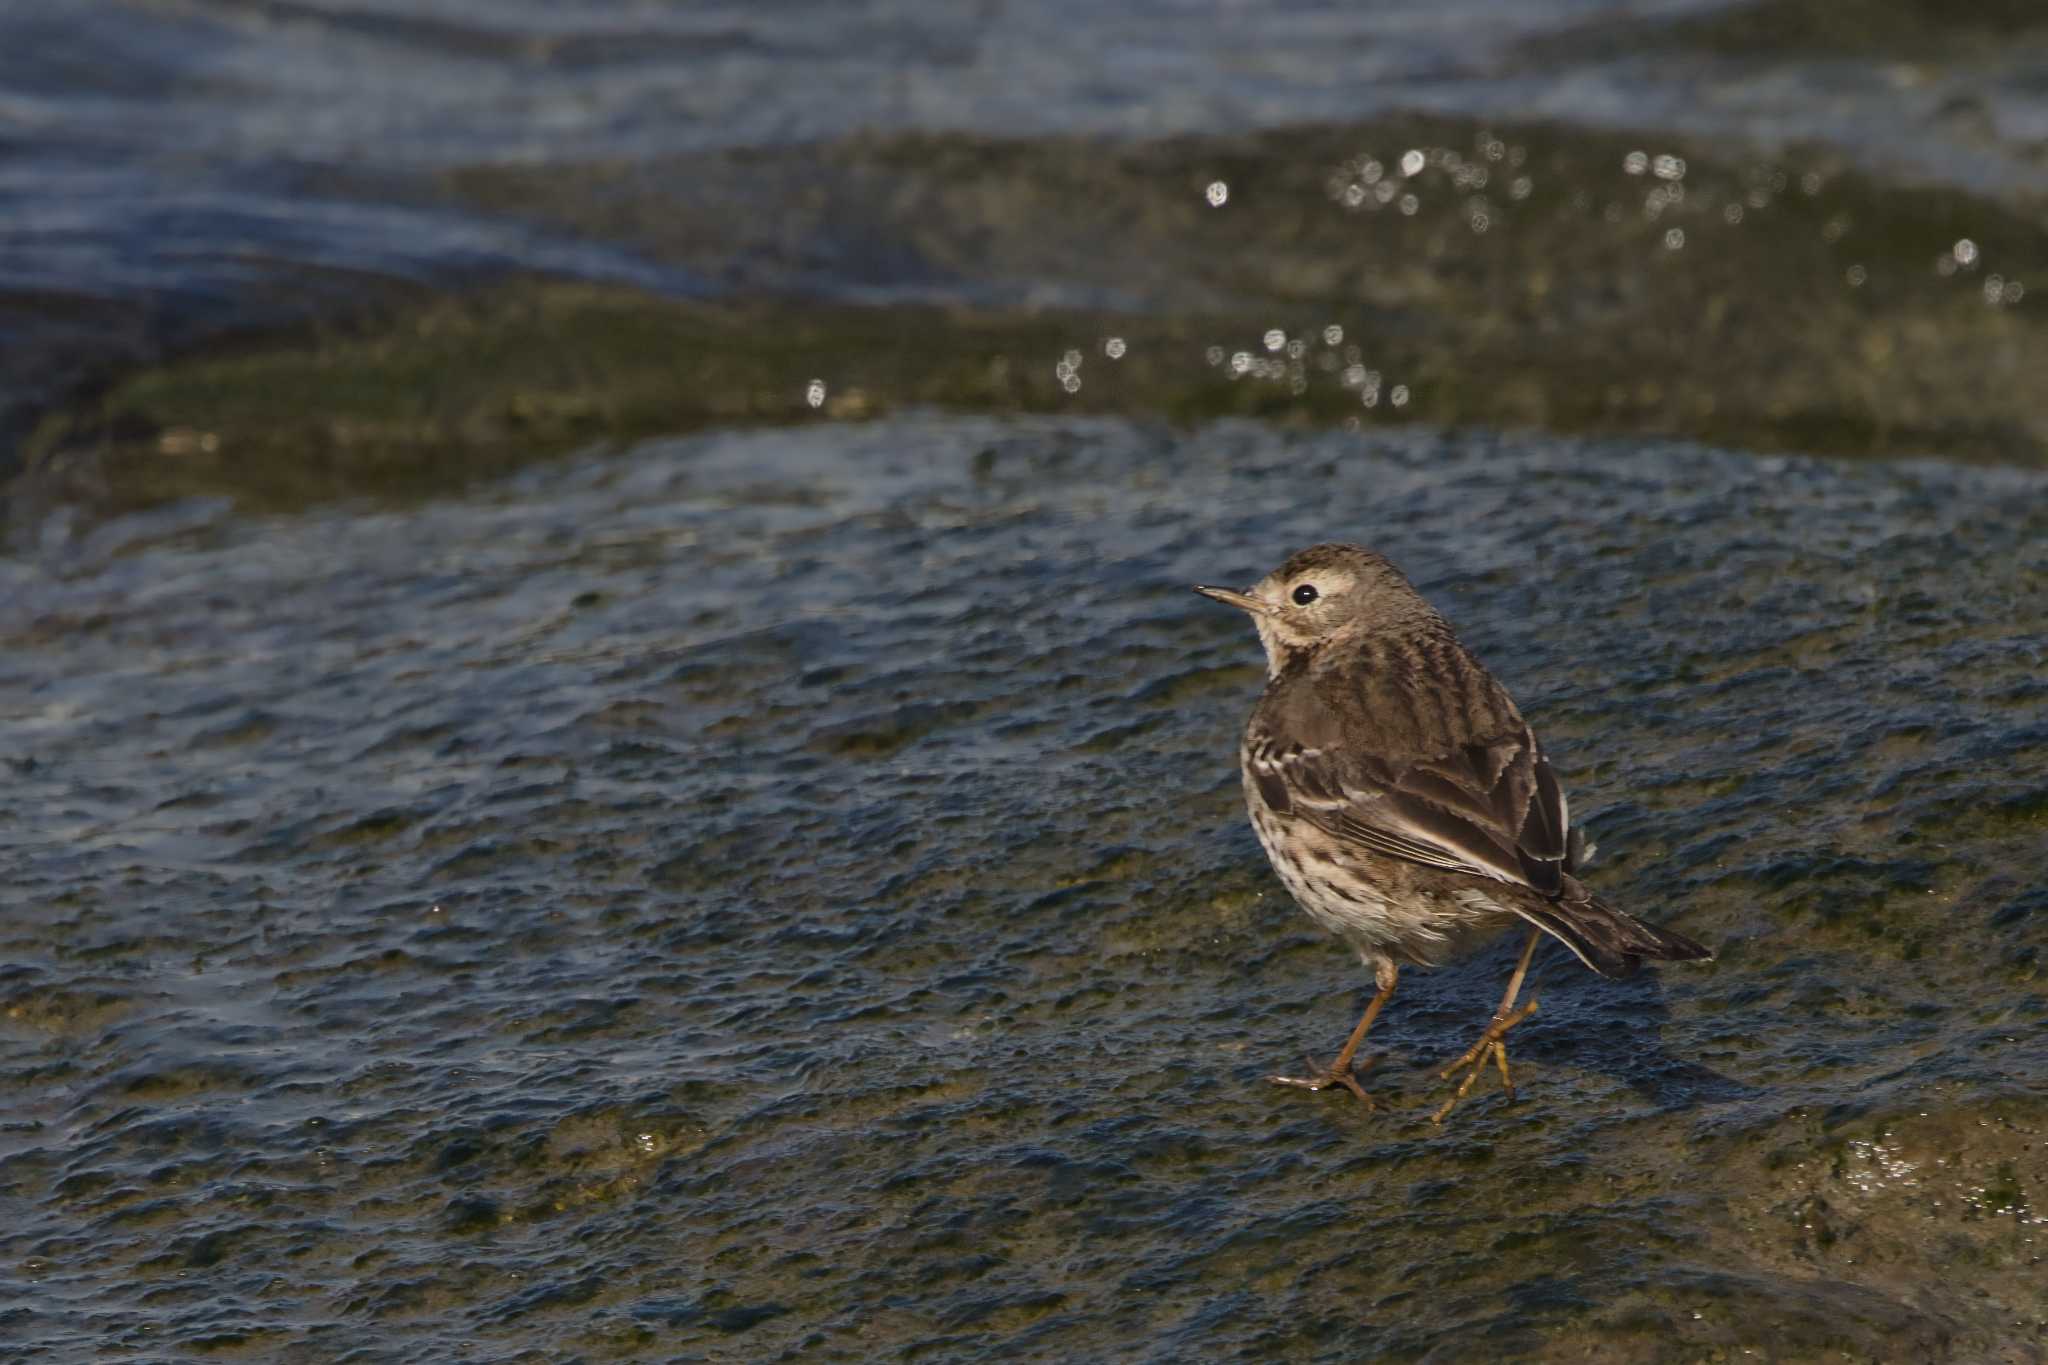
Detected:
left=1246, top=704, right=1574, bottom=895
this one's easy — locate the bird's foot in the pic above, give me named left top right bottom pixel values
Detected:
left=1431, top=999, right=1539, bottom=1124
left=1269, top=1052, right=1377, bottom=1108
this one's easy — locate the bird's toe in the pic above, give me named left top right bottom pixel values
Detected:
left=1268, top=1053, right=1377, bottom=1108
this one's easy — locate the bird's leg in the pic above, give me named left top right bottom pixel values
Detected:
left=1271, top=961, right=1397, bottom=1108
left=1432, top=928, right=1542, bottom=1124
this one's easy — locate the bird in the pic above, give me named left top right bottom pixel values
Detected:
left=1196, top=543, right=1710, bottom=1122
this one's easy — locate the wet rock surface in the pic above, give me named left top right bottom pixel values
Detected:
left=21, top=112, right=2048, bottom=528
left=3, top=416, right=2043, bottom=1358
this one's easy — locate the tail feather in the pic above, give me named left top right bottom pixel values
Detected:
left=1509, top=886, right=1712, bottom=980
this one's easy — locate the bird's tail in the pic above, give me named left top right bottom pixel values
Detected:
left=1509, top=884, right=1712, bottom=980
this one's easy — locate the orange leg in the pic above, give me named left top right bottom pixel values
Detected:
left=1271, top=960, right=1398, bottom=1109
left=1432, top=928, right=1542, bottom=1124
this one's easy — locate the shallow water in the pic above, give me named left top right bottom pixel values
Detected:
left=3, top=416, right=2043, bottom=1358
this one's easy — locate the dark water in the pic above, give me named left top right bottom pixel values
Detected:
left=4, top=418, right=2045, bottom=1357
left=5, top=2, right=2048, bottom=1359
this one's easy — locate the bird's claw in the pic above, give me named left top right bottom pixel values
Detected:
left=1431, top=999, right=1538, bottom=1124
left=1269, top=1052, right=1376, bottom=1108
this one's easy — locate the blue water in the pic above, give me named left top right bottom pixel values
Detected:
left=5, top=6, right=2048, bottom=1356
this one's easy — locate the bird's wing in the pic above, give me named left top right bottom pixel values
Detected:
left=1245, top=693, right=1572, bottom=896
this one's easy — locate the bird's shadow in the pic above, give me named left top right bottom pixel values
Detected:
left=1401, top=939, right=1754, bottom=1112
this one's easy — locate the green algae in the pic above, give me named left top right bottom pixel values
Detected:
left=17, top=113, right=2048, bottom=521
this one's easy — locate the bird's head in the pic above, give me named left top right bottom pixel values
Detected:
left=1195, top=542, right=1431, bottom=674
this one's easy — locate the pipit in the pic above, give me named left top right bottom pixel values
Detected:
left=1197, top=543, right=1710, bottom=1122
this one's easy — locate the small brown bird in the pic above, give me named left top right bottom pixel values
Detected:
left=1197, top=543, right=1709, bottom=1121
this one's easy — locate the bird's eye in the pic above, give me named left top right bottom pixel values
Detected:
left=1291, top=583, right=1319, bottom=606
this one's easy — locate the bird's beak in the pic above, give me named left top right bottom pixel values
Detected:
left=1194, top=584, right=1270, bottom=616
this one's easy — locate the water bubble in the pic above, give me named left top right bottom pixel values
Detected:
left=1822, top=216, right=1848, bottom=243
left=1103, top=337, right=1127, bottom=360
left=1401, top=149, right=1426, bottom=176
left=805, top=379, right=827, bottom=408
left=1398, top=193, right=1419, bottom=215
left=1846, top=264, right=1868, bottom=287
left=1747, top=187, right=1770, bottom=209
left=1322, top=324, right=1343, bottom=345
left=1060, top=373, right=1081, bottom=394
left=1361, top=159, right=1383, bottom=185
left=1229, top=351, right=1252, bottom=375
left=1664, top=228, right=1685, bottom=250
left=1652, top=154, right=1686, bottom=181
left=1342, top=183, right=1367, bottom=208
left=1205, top=180, right=1229, bottom=207
left=1953, top=238, right=1979, bottom=267
left=1801, top=171, right=1824, bottom=195
left=1374, top=179, right=1397, bottom=204
left=1062, top=348, right=1083, bottom=368
left=1205, top=345, right=1225, bottom=366
left=2004, top=279, right=2024, bottom=304
left=1483, top=137, right=1506, bottom=162
left=1936, top=255, right=1958, bottom=277
left=1262, top=329, right=1286, bottom=352
left=1983, top=275, right=2005, bottom=305
left=1390, top=385, right=1410, bottom=407
left=1623, top=150, right=1649, bottom=175
left=1724, top=203, right=1744, bottom=224
left=1285, top=338, right=1306, bottom=359
left=1509, top=176, right=1533, bottom=201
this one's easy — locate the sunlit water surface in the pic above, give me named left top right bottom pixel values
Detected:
left=3, top=416, right=2044, bottom=1357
